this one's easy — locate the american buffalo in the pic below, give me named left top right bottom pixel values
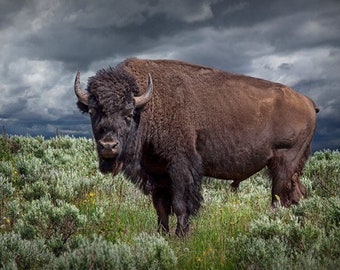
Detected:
left=74, top=58, right=319, bottom=236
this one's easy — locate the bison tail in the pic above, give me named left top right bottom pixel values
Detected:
left=312, top=99, right=320, bottom=113
left=309, top=98, right=320, bottom=113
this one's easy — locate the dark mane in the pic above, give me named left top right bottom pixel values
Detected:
left=123, top=112, right=149, bottom=193
left=87, top=67, right=140, bottom=113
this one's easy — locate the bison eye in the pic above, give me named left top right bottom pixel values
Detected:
left=124, top=112, right=133, bottom=123
left=89, top=108, right=96, bottom=116
left=122, top=107, right=134, bottom=124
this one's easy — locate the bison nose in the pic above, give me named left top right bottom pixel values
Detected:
left=98, top=139, right=120, bottom=159
left=99, top=140, right=119, bottom=150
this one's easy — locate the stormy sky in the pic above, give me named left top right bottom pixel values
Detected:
left=0, top=0, right=339, bottom=151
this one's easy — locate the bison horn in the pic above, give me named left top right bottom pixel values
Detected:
left=74, top=71, right=89, bottom=105
left=134, top=73, right=154, bottom=108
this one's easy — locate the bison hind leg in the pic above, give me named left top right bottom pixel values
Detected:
left=231, top=180, right=241, bottom=190
left=268, top=144, right=310, bottom=207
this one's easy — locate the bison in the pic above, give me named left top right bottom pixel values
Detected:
left=74, top=58, right=319, bottom=236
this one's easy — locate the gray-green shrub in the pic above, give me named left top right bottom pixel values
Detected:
left=53, top=233, right=177, bottom=270
left=0, top=136, right=339, bottom=269
left=133, top=232, right=177, bottom=270
left=0, top=232, right=53, bottom=269
left=52, top=235, right=135, bottom=270
left=14, top=196, right=86, bottom=255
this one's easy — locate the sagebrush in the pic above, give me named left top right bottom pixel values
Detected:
left=0, top=135, right=339, bottom=269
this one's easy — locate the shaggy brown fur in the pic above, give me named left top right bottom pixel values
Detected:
left=75, top=58, right=319, bottom=236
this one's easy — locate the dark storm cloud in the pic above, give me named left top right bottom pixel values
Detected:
left=292, top=78, right=340, bottom=151
left=0, top=0, right=339, bottom=150
left=0, top=1, right=25, bottom=29
left=2, top=0, right=217, bottom=70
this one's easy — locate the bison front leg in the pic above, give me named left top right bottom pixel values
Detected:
left=151, top=187, right=172, bottom=234
left=168, top=160, right=203, bottom=237
left=172, top=190, right=190, bottom=237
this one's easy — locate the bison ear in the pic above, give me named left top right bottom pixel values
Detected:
left=77, top=101, right=89, bottom=113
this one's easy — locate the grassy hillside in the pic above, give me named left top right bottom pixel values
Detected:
left=0, top=135, right=339, bottom=269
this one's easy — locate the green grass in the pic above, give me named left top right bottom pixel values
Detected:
left=0, top=135, right=339, bottom=269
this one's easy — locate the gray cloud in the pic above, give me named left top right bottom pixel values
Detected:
left=0, top=0, right=339, bottom=150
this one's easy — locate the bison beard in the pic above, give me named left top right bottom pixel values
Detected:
left=74, top=58, right=319, bottom=237
left=98, top=157, right=123, bottom=175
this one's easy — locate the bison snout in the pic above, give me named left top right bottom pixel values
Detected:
left=98, top=139, right=120, bottom=158
left=99, top=140, right=119, bottom=149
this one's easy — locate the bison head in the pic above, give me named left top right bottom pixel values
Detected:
left=74, top=68, right=153, bottom=175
